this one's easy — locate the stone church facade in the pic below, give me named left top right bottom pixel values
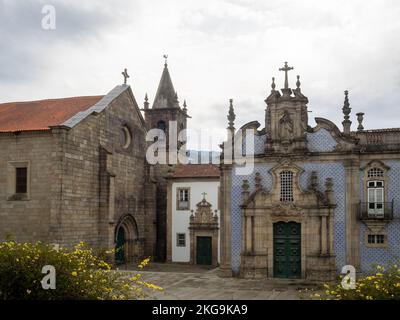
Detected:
left=219, top=63, right=400, bottom=280
left=0, top=60, right=189, bottom=263
left=0, top=85, right=158, bottom=263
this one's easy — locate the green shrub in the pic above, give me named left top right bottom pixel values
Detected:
left=312, top=265, right=400, bottom=300
left=0, top=241, right=161, bottom=300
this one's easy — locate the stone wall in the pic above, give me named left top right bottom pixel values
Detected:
left=0, top=131, right=55, bottom=242
left=0, top=87, right=157, bottom=259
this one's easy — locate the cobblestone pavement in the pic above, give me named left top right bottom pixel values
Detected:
left=118, top=263, right=319, bottom=300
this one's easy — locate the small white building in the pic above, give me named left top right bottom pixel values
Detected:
left=166, top=164, right=220, bottom=266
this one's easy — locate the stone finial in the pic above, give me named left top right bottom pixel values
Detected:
left=227, top=99, right=236, bottom=131
left=242, top=179, right=250, bottom=191
left=310, top=171, right=318, bottom=190
left=255, top=172, right=262, bottom=189
left=325, top=178, right=334, bottom=204
left=356, top=112, right=364, bottom=131
left=342, top=90, right=352, bottom=134
left=241, top=180, right=250, bottom=205
left=183, top=99, right=188, bottom=113
left=296, top=75, right=301, bottom=89
left=271, top=77, right=276, bottom=91
left=144, top=93, right=149, bottom=109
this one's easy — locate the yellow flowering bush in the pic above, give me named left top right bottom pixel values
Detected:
left=0, top=241, right=161, bottom=300
left=312, top=265, right=400, bottom=300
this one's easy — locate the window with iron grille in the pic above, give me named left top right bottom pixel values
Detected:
left=280, top=171, right=294, bottom=202
left=367, top=234, right=385, bottom=244
left=176, top=233, right=186, bottom=247
left=15, top=167, right=28, bottom=194
left=368, top=168, right=384, bottom=178
left=177, top=188, right=190, bottom=210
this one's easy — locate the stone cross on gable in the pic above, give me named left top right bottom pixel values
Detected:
left=202, top=192, right=207, bottom=200
left=122, top=68, right=130, bottom=85
left=279, top=61, right=294, bottom=89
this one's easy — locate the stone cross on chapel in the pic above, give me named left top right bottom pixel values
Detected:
left=122, top=68, right=130, bottom=85
left=279, top=61, right=294, bottom=89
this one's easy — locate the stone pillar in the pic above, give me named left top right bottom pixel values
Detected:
left=245, top=215, right=253, bottom=253
left=321, top=215, right=328, bottom=255
left=344, top=159, right=360, bottom=269
left=218, top=165, right=233, bottom=277
left=166, top=179, right=173, bottom=262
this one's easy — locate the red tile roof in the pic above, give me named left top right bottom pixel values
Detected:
left=0, top=95, right=104, bottom=132
left=169, top=164, right=220, bottom=178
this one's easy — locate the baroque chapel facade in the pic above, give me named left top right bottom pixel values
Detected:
left=219, top=63, right=400, bottom=280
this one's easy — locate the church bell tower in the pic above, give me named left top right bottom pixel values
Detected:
left=143, top=56, right=189, bottom=261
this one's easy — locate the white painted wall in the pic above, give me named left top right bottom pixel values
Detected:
left=171, top=180, right=220, bottom=263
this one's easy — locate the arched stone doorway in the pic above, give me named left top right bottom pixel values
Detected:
left=115, top=214, right=139, bottom=265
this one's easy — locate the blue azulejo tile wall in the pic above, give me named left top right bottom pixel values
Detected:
left=299, top=162, right=346, bottom=270
left=231, top=164, right=273, bottom=274
left=306, top=128, right=337, bottom=153
left=359, top=160, right=400, bottom=272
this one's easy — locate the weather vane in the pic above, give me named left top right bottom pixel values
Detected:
left=163, top=54, right=168, bottom=66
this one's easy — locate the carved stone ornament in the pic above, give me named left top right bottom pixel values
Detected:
left=279, top=110, right=294, bottom=141
left=270, top=203, right=304, bottom=217
left=190, top=198, right=218, bottom=225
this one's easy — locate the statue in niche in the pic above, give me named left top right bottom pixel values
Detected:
left=279, top=111, right=294, bottom=140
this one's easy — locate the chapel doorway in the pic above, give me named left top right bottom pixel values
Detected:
left=196, top=236, right=212, bottom=265
left=115, top=214, right=140, bottom=265
left=115, top=227, right=126, bottom=264
left=273, top=221, right=301, bottom=278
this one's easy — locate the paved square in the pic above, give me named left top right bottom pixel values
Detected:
left=119, top=263, right=318, bottom=300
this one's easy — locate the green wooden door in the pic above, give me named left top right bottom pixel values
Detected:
left=115, top=227, right=125, bottom=264
left=273, top=222, right=301, bottom=278
left=196, top=236, right=212, bottom=265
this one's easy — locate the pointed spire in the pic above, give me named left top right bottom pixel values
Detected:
left=152, top=56, right=177, bottom=109
left=227, top=99, right=236, bottom=131
left=342, top=90, right=352, bottom=134
left=183, top=99, right=188, bottom=113
left=144, top=93, right=149, bottom=109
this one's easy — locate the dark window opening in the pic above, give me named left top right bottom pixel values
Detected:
left=16, top=167, right=27, bottom=194
left=368, top=234, right=385, bottom=244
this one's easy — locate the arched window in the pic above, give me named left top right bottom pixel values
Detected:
left=157, top=120, right=166, bottom=132
left=280, top=171, right=294, bottom=202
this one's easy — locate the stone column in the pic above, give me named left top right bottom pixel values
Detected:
left=166, top=179, right=173, bottom=262
left=344, top=159, right=360, bottom=268
left=321, top=215, right=328, bottom=255
left=245, top=215, right=253, bottom=253
left=218, top=165, right=233, bottom=277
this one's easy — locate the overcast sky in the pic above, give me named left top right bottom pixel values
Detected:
left=1, top=0, right=400, bottom=150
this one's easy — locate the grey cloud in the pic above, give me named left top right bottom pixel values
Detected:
left=0, top=0, right=139, bottom=83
